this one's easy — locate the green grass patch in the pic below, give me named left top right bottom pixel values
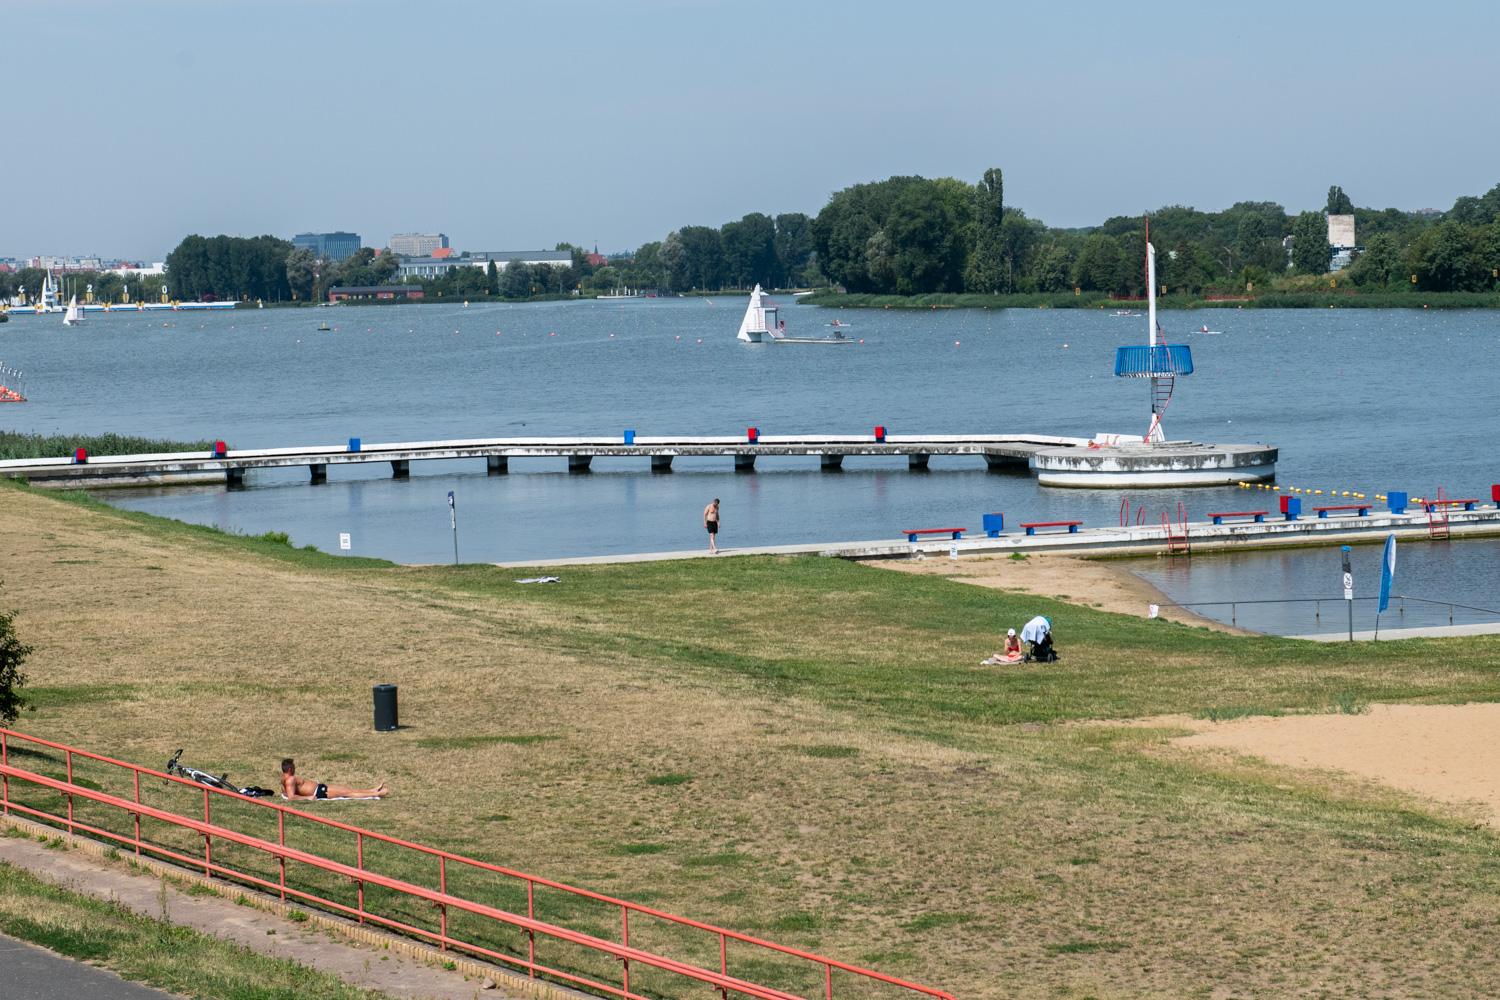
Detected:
left=1045, top=940, right=1129, bottom=955
left=646, top=773, right=692, bottom=786
left=612, top=842, right=670, bottom=855
left=795, top=744, right=860, bottom=759
left=414, top=734, right=558, bottom=750
left=680, top=852, right=745, bottom=867
left=901, top=912, right=976, bottom=931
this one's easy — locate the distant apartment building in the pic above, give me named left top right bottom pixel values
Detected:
left=396, top=249, right=572, bottom=279
left=387, top=233, right=449, bottom=257
left=292, top=231, right=361, bottom=261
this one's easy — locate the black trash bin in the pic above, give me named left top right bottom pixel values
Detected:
left=373, top=684, right=398, bottom=731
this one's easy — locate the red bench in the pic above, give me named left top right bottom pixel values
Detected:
left=1313, top=504, right=1371, bottom=518
left=1020, top=521, right=1081, bottom=536
left=904, top=528, right=965, bottom=542
left=1422, top=499, right=1478, bottom=512
left=1207, top=510, right=1268, bottom=524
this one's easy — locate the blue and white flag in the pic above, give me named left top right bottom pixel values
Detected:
left=1378, top=533, right=1396, bottom=613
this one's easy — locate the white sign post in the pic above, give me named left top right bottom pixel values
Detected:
left=340, top=533, right=351, bottom=551
left=1341, top=546, right=1353, bottom=641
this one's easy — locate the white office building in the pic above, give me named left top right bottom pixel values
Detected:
left=387, top=233, right=450, bottom=257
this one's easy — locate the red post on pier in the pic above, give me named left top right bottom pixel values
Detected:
left=875, top=426, right=886, bottom=442
left=73, top=448, right=87, bottom=464
left=213, top=441, right=227, bottom=457
left=747, top=427, right=758, bottom=443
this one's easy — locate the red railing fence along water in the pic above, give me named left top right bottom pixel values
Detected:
left=0, top=728, right=953, bottom=1000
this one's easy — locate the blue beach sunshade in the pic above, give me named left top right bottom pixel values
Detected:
left=1114, top=344, right=1193, bottom=377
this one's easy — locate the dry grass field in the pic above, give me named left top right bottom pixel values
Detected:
left=4, top=480, right=1500, bottom=999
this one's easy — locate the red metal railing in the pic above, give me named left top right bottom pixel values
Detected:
left=0, top=728, right=953, bottom=1000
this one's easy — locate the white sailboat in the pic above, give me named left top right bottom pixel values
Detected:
left=62, top=295, right=81, bottom=326
left=736, top=284, right=782, bottom=342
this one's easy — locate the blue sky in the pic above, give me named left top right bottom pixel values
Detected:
left=8, top=0, right=1496, bottom=259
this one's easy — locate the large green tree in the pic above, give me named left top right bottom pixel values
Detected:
left=1289, top=211, right=1331, bottom=275
left=0, top=585, right=32, bottom=725
left=720, top=213, right=776, bottom=288
left=963, top=168, right=1006, bottom=293
left=1325, top=185, right=1354, bottom=215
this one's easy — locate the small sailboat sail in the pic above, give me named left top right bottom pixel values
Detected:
left=736, top=284, right=779, bottom=342
left=62, top=295, right=81, bottom=326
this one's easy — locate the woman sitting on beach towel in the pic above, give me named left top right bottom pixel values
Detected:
left=982, top=629, right=1024, bottom=665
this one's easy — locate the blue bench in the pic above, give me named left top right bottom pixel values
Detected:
left=1314, top=505, right=1372, bottom=518
left=982, top=513, right=1004, bottom=537
left=905, top=528, right=965, bottom=542
left=1020, top=521, right=1081, bottom=536
left=1207, top=510, right=1267, bottom=524
left=1423, top=499, right=1478, bottom=512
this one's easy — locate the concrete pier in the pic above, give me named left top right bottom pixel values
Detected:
left=1035, top=442, right=1277, bottom=488
left=497, top=507, right=1500, bottom=567
left=0, top=432, right=1169, bottom=489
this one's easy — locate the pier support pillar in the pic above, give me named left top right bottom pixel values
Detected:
left=390, top=460, right=410, bottom=478
left=487, top=455, right=508, bottom=475
left=734, top=455, right=756, bottom=472
left=984, top=454, right=1025, bottom=471
left=820, top=454, right=844, bottom=471
left=908, top=454, right=930, bottom=471
left=651, top=455, right=674, bottom=472
left=309, top=464, right=327, bottom=483
left=568, top=455, right=593, bottom=473
left=226, top=466, right=245, bottom=487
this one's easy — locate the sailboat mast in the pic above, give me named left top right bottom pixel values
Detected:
left=1145, top=218, right=1160, bottom=440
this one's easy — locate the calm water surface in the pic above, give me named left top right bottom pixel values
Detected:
left=3, top=300, right=1499, bottom=605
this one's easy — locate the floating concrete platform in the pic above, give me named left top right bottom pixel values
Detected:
left=1034, top=441, right=1277, bottom=488
left=497, top=507, right=1500, bottom=567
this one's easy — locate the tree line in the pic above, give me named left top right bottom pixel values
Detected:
left=128, top=173, right=1500, bottom=307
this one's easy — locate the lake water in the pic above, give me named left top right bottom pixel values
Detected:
left=3, top=298, right=1499, bottom=624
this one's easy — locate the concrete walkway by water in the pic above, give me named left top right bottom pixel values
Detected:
left=1288, top=622, right=1500, bottom=642
left=0, top=932, right=174, bottom=1000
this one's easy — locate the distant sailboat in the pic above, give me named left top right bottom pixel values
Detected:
left=62, top=295, right=81, bottom=326
left=736, top=284, right=780, bottom=342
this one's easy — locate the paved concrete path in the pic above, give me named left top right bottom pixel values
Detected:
left=1288, top=622, right=1500, bottom=642
left=0, top=832, right=489, bottom=999
left=0, top=932, right=173, bottom=1000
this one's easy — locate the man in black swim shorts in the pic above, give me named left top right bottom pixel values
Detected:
left=703, top=498, right=720, bottom=554
left=280, top=758, right=388, bottom=800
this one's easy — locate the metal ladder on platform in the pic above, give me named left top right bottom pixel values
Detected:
left=1164, top=502, right=1191, bottom=555
left=1429, top=487, right=1450, bottom=539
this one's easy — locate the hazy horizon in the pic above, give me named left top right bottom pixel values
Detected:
left=7, top=0, right=1495, bottom=261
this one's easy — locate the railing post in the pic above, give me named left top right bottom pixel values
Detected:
left=278, top=810, right=285, bottom=901
left=203, top=787, right=211, bottom=877
left=1450, top=603, right=1454, bottom=625
left=66, top=750, right=74, bottom=835
left=439, top=856, right=447, bottom=950
left=528, top=879, right=536, bottom=977
left=721, top=932, right=728, bottom=999
left=133, top=770, right=140, bottom=856
left=826, top=961, right=833, bottom=1000
left=2, top=732, right=8, bottom=817
left=621, top=905, right=630, bottom=996
left=357, top=832, right=365, bottom=924
left=1231, top=603, right=1235, bottom=626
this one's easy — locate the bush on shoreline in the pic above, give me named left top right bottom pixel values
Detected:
left=0, top=432, right=216, bottom=461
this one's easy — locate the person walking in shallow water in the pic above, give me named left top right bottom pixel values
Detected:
left=703, top=498, right=720, bottom=554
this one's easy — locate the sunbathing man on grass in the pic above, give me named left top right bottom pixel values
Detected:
left=281, top=758, right=388, bottom=800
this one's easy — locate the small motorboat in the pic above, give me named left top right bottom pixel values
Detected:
left=1198, top=325, right=1222, bottom=334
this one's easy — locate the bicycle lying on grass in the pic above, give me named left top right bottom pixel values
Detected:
left=165, top=749, right=276, bottom=797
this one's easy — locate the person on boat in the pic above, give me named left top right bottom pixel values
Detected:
left=703, top=498, right=720, bottom=554
left=280, top=758, right=387, bottom=800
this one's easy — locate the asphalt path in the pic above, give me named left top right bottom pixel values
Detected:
left=0, top=932, right=174, bottom=999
